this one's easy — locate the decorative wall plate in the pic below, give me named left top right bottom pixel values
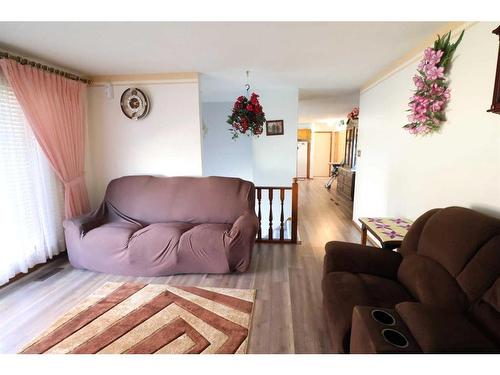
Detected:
left=120, top=88, right=150, bottom=120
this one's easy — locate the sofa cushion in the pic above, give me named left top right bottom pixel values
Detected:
left=79, top=221, right=142, bottom=272
left=324, top=241, right=402, bottom=280
left=127, top=222, right=196, bottom=273
left=456, top=236, right=500, bottom=304
left=469, top=278, right=500, bottom=346
left=398, top=208, right=440, bottom=256
left=417, top=207, right=500, bottom=277
left=398, top=253, right=468, bottom=311
left=322, top=272, right=413, bottom=353
left=104, top=175, right=255, bottom=225
left=176, top=223, right=233, bottom=274
left=396, top=302, right=497, bottom=353
left=82, top=221, right=143, bottom=254
left=82, top=221, right=234, bottom=276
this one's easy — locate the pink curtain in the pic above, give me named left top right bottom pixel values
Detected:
left=0, top=59, right=90, bottom=219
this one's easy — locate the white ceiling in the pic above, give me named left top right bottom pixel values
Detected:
left=299, top=92, right=360, bottom=124
left=0, top=22, right=448, bottom=101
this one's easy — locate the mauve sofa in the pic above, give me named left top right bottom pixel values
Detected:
left=323, top=206, right=500, bottom=353
left=63, top=175, right=259, bottom=276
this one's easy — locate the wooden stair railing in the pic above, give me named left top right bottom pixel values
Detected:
left=255, top=178, right=298, bottom=244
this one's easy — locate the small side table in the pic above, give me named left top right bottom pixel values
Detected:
left=358, top=217, right=413, bottom=250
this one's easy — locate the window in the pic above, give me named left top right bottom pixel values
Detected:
left=0, top=73, right=65, bottom=285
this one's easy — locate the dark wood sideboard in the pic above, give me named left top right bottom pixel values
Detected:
left=336, top=119, right=357, bottom=200
left=337, top=167, right=355, bottom=200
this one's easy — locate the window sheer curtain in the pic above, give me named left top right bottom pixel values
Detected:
left=0, top=73, right=65, bottom=285
left=0, top=60, right=89, bottom=219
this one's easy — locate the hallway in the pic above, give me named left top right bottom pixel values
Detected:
left=0, top=178, right=362, bottom=354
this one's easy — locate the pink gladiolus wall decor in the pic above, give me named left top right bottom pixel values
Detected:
left=404, top=30, right=464, bottom=135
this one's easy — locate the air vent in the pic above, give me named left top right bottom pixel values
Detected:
left=36, top=267, right=64, bottom=281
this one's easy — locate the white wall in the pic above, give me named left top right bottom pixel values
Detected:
left=87, top=80, right=203, bottom=207
left=201, top=101, right=253, bottom=181
left=252, top=88, right=299, bottom=186
left=200, top=87, right=299, bottom=238
left=251, top=88, right=298, bottom=238
left=299, top=92, right=359, bottom=123
left=354, top=22, right=500, bottom=222
left=201, top=87, right=299, bottom=187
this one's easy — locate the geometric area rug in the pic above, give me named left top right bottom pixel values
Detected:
left=20, top=282, right=256, bottom=354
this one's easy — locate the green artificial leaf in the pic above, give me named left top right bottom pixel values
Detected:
left=444, top=31, right=451, bottom=48
left=451, top=30, right=465, bottom=50
left=434, top=34, right=442, bottom=50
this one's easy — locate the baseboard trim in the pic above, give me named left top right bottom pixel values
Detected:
left=0, top=251, right=68, bottom=290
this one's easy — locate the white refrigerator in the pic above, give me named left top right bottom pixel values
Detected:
left=296, top=141, right=308, bottom=178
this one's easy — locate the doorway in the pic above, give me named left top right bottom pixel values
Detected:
left=313, top=132, right=332, bottom=177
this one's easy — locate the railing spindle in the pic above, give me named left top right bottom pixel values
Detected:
left=268, top=188, right=273, bottom=240
left=291, top=178, right=298, bottom=244
left=257, top=188, right=262, bottom=240
left=254, top=179, right=299, bottom=244
left=279, top=188, right=285, bottom=240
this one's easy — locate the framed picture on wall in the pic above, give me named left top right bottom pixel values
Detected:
left=266, top=120, right=284, bottom=136
left=488, top=25, right=500, bottom=114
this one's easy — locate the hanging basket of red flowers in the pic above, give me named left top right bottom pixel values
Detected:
left=347, top=107, right=359, bottom=123
left=227, top=92, right=266, bottom=139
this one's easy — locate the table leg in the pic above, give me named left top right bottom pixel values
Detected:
left=361, top=224, right=367, bottom=245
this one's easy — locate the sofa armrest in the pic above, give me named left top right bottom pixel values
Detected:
left=63, top=203, right=107, bottom=238
left=324, top=241, right=402, bottom=280
left=224, top=211, right=259, bottom=272
left=350, top=306, right=422, bottom=353
left=229, top=211, right=259, bottom=238
left=396, top=302, right=498, bottom=353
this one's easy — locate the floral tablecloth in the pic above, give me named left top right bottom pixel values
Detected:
left=359, top=217, right=413, bottom=243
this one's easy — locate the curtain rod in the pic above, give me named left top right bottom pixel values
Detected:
left=0, top=51, right=91, bottom=84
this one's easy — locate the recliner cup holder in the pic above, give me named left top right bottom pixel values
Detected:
left=381, top=329, right=409, bottom=348
left=371, top=309, right=396, bottom=325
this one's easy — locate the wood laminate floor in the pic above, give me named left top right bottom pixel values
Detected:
left=0, top=178, right=360, bottom=353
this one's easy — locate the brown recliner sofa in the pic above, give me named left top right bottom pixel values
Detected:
left=323, top=206, right=500, bottom=353
left=64, top=175, right=259, bottom=276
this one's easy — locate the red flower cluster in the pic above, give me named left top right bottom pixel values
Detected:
left=227, top=93, right=266, bottom=139
left=347, top=107, right=359, bottom=121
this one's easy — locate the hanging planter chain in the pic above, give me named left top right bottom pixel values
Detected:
left=245, top=70, right=250, bottom=96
